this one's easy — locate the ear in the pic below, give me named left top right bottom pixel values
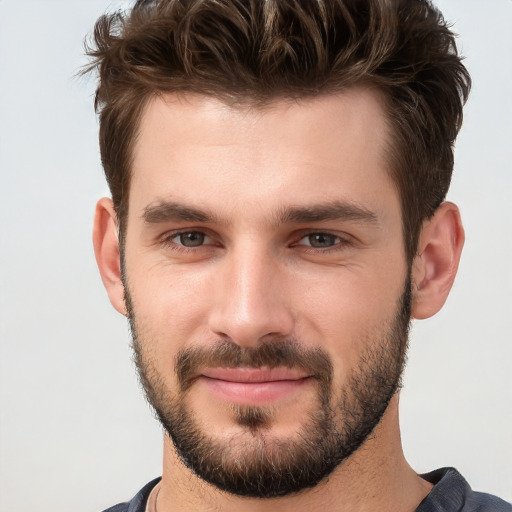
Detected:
left=93, top=197, right=126, bottom=315
left=411, top=202, right=464, bottom=320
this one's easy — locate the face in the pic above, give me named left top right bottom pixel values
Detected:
left=122, top=89, right=411, bottom=497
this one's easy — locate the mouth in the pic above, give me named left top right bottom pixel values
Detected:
left=197, top=367, right=314, bottom=405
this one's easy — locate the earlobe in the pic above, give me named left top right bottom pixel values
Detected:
left=411, top=202, right=464, bottom=320
left=93, top=197, right=127, bottom=315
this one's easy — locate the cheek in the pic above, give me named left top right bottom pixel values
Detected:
left=296, top=268, right=406, bottom=377
left=126, top=263, right=213, bottom=366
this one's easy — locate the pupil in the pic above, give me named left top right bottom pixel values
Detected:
left=180, top=232, right=204, bottom=247
left=309, top=233, right=335, bottom=248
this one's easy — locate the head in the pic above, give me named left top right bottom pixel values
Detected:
left=89, top=0, right=469, bottom=500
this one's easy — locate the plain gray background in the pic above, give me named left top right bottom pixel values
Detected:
left=0, top=1, right=511, bottom=510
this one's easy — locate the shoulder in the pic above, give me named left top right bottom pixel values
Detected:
left=102, top=505, right=130, bottom=512
left=101, top=477, right=161, bottom=512
left=418, top=468, right=511, bottom=512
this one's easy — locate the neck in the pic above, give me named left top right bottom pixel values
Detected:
left=157, top=395, right=432, bottom=512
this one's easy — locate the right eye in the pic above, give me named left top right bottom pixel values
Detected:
left=171, top=231, right=210, bottom=247
left=159, top=230, right=217, bottom=252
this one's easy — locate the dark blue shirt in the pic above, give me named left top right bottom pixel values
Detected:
left=102, top=468, right=511, bottom=512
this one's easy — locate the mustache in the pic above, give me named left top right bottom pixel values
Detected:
left=175, top=339, right=333, bottom=393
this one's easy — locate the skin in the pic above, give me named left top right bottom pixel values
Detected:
left=94, top=87, right=464, bottom=511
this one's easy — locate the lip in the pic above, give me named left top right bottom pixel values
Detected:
left=197, top=367, right=313, bottom=405
left=202, top=367, right=310, bottom=382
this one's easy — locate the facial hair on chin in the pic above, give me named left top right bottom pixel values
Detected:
left=124, top=276, right=411, bottom=498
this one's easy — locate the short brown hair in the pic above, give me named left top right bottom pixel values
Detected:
left=85, top=0, right=470, bottom=262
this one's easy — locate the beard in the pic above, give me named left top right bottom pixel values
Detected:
left=125, top=277, right=411, bottom=499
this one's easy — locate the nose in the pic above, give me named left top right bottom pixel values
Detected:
left=208, top=244, right=294, bottom=347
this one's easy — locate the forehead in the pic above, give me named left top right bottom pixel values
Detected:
left=129, top=89, right=397, bottom=223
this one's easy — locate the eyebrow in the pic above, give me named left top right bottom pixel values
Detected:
left=273, top=200, right=378, bottom=225
left=142, top=201, right=221, bottom=224
left=142, top=199, right=378, bottom=226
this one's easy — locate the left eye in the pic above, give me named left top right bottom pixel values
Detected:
left=297, top=233, right=342, bottom=248
left=171, top=231, right=211, bottom=247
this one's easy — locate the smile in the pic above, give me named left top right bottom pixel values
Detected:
left=198, top=368, right=313, bottom=405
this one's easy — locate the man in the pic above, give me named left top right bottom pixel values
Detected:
left=86, top=0, right=511, bottom=510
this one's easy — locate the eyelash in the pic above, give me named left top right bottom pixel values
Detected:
left=292, top=232, right=354, bottom=255
left=160, top=230, right=216, bottom=253
left=159, top=230, right=353, bottom=253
